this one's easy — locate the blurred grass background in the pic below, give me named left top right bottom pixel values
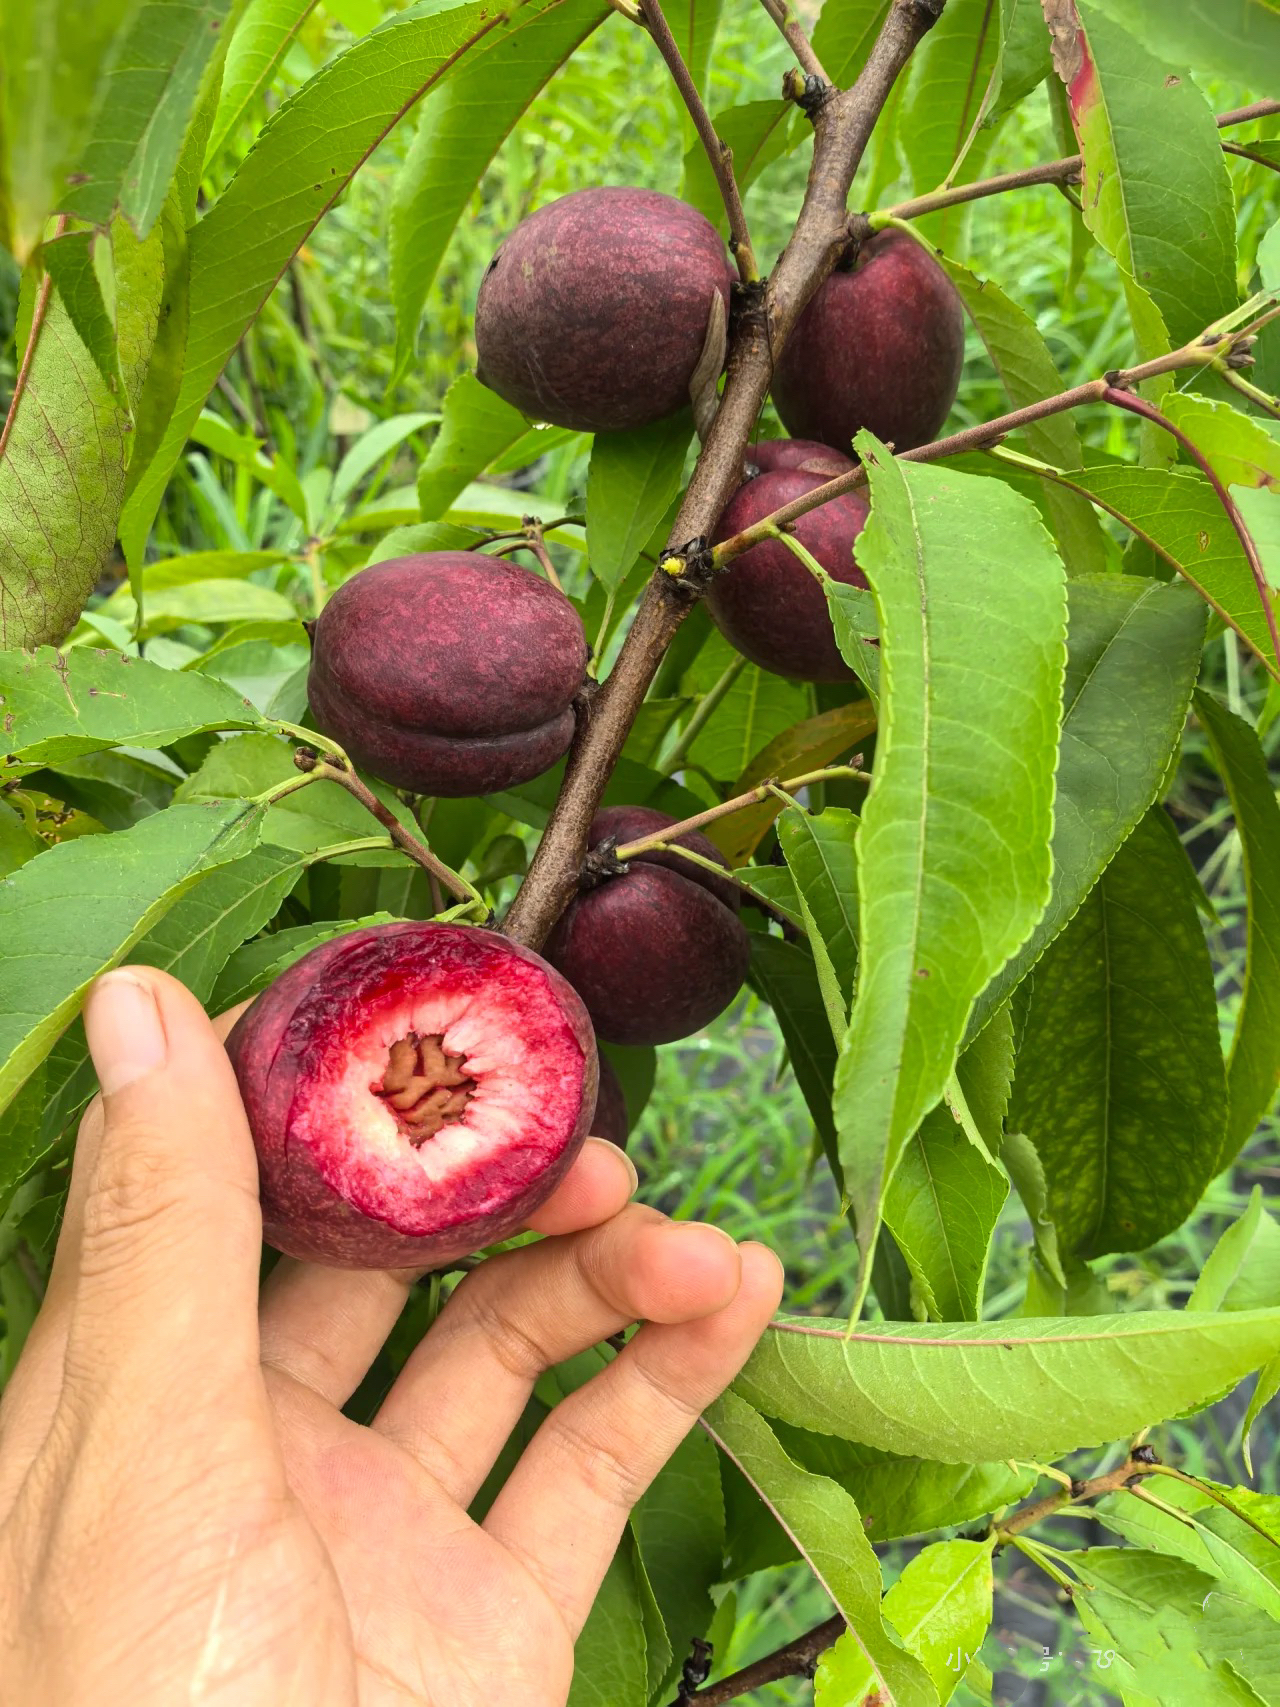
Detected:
left=3, top=2, right=1278, bottom=1700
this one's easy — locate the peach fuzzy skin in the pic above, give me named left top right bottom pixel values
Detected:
left=771, top=228, right=965, bottom=454
left=227, top=923, right=597, bottom=1269
left=307, top=552, right=587, bottom=798
left=474, top=187, right=733, bottom=433
left=546, top=806, right=751, bottom=1048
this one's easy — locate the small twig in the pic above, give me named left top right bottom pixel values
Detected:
left=756, top=0, right=829, bottom=83
left=1222, top=140, right=1280, bottom=174
left=636, top=0, right=758, bottom=282
left=515, top=516, right=564, bottom=593
left=996, top=1451, right=1157, bottom=1541
left=878, top=97, right=1280, bottom=228
left=612, top=765, right=869, bottom=860
left=292, top=748, right=485, bottom=907
left=1218, top=367, right=1280, bottom=421
left=1103, top=385, right=1280, bottom=675
left=1217, top=98, right=1280, bottom=129
left=667, top=1615, right=844, bottom=1706
left=710, top=329, right=1248, bottom=566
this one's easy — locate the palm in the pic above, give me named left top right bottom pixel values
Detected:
left=273, top=1379, right=573, bottom=1707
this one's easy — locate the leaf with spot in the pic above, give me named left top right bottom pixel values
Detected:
left=733, top=1309, right=1280, bottom=1463
left=0, top=222, right=163, bottom=648
left=1045, top=0, right=1237, bottom=350
left=1083, top=0, right=1280, bottom=88
left=63, top=0, right=236, bottom=237
left=1009, top=808, right=1226, bottom=1258
left=0, top=647, right=267, bottom=768
left=835, top=441, right=1066, bottom=1312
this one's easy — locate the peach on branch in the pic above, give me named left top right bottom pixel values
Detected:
left=306, top=552, right=587, bottom=797
left=771, top=229, right=965, bottom=454
left=474, top=187, right=734, bottom=433
left=545, top=806, right=751, bottom=1047
left=708, top=469, right=869, bottom=682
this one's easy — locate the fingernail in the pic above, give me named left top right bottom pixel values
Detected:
left=85, top=971, right=167, bottom=1095
left=672, top=1219, right=738, bottom=1250
left=586, top=1134, right=639, bottom=1196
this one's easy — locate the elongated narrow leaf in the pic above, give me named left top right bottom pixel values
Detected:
left=0, top=0, right=126, bottom=261
left=1010, top=809, right=1226, bottom=1258
left=987, top=0, right=1051, bottom=125
left=1046, top=0, right=1237, bottom=349
left=1190, top=1188, right=1280, bottom=1316
left=41, top=227, right=121, bottom=395
left=211, top=912, right=400, bottom=1010
left=938, top=255, right=1108, bottom=575
left=417, top=373, right=530, bottom=521
left=817, top=1538, right=994, bottom=1707
left=972, top=576, right=1207, bottom=1034
left=837, top=441, right=1066, bottom=1309
left=748, top=936, right=839, bottom=1161
left=120, top=0, right=553, bottom=560
left=0, top=223, right=163, bottom=648
left=63, top=0, right=235, bottom=236
left=704, top=1393, right=936, bottom=1707
left=207, top=0, right=318, bottom=160
left=0, top=799, right=264, bottom=1117
left=685, top=632, right=811, bottom=783
left=884, top=1104, right=1008, bottom=1321
left=1051, top=464, right=1280, bottom=679
left=733, top=1310, right=1280, bottom=1463
left=0, top=647, right=267, bottom=767
left=585, top=413, right=693, bottom=593
left=1196, top=691, right=1280, bottom=1159
left=778, top=807, right=859, bottom=1036
left=706, top=700, right=876, bottom=868
left=723, top=1423, right=1034, bottom=1575
left=390, top=0, right=606, bottom=382
left=681, top=99, right=791, bottom=228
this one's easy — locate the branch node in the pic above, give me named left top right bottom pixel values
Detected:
left=580, top=836, right=628, bottom=890
left=293, top=745, right=320, bottom=774
left=782, top=67, right=830, bottom=118
left=659, top=536, right=716, bottom=595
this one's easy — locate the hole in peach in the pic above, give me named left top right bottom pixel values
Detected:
left=374, top=1032, right=476, bottom=1144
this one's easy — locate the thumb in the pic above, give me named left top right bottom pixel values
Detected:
left=65, top=968, right=264, bottom=1394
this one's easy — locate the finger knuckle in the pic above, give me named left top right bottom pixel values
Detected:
left=553, top=1414, right=644, bottom=1510
left=78, top=1138, right=193, bottom=1270
left=462, top=1279, right=556, bottom=1382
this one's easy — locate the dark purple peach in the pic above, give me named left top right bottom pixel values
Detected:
left=748, top=438, right=856, bottom=478
left=307, top=552, right=587, bottom=796
left=227, top=922, right=596, bottom=1268
left=772, top=229, right=965, bottom=454
left=475, top=188, right=734, bottom=433
left=546, top=806, right=751, bottom=1047
left=708, top=469, right=869, bottom=682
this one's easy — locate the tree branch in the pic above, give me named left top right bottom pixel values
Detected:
left=636, top=0, right=758, bottom=282
left=502, top=0, right=948, bottom=950
left=610, top=764, right=869, bottom=861
left=709, top=329, right=1250, bottom=565
left=292, top=748, right=485, bottom=908
left=667, top=1615, right=846, bottom=1707
left=878, top=97, right=1280, bottom=226
left=756, top=0, right=829, bottom=84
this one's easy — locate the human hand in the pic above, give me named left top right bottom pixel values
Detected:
left=0, top=967, right=783, bottom=1706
